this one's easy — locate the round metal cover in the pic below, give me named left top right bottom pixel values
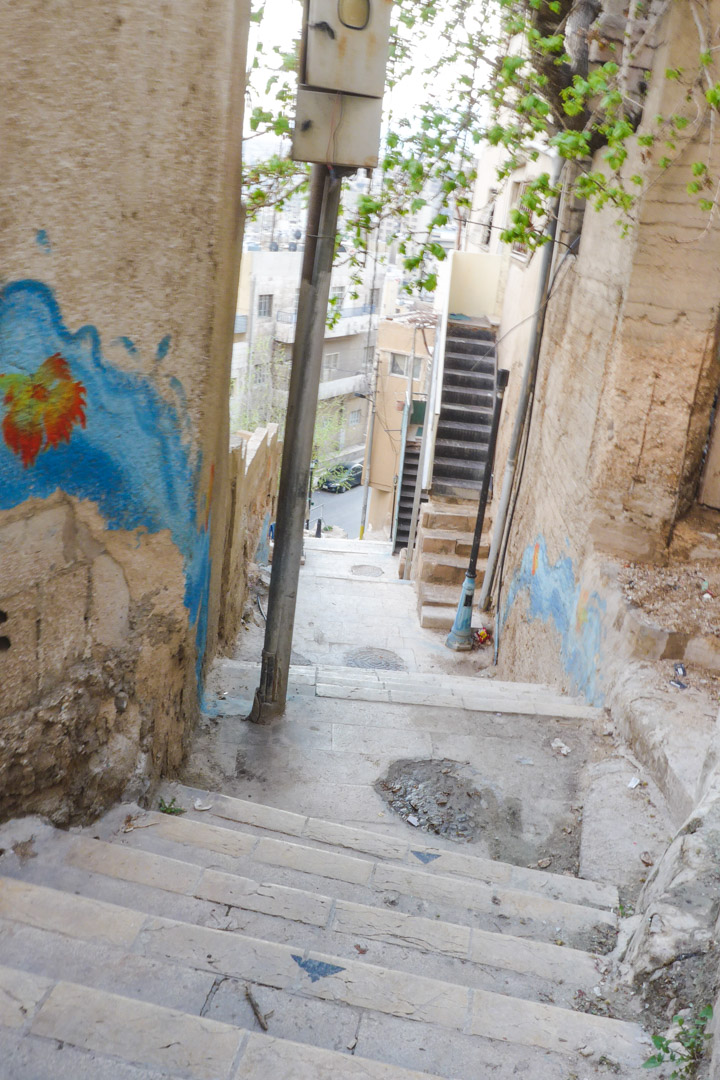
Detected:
left=344, top=647, right=407, bottom=671
left=350, top=564, right=383, bottom=578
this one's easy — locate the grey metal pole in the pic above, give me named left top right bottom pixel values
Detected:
left=249, top=165, right=347, bottom=722
left=358, top=350, right=379, bottom=540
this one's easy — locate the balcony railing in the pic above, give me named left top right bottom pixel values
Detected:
left=275, top=303, right=378, bottom=324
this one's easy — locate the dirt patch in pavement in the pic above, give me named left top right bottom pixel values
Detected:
left=375, top=758, right=582, bottom=874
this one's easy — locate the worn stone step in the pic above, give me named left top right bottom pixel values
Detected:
left=417, top=551, right=477, bottom=585
left=163, top=792, right=616, bottom=910
left=420, top=602, right=461, bottom=629
left=420, top=504, right=478, bottom=532
left=0, top=893, right=647, bottom=1070
left=0, top=963, right=447, bottom=1080
left=420, top=527, right=481, bottom=557
left=213, top=657, right=604, bottom=720
left=59, top=825, right=617, bottom=951
left=0, top=871, right=606, bottom=1010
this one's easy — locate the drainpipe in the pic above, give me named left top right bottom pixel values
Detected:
left=478, top=157, right=564, bottom=612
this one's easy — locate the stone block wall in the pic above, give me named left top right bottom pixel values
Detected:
left=0, top=1, right=250, bottom=824
left=493, top=0, right=720, bottom=699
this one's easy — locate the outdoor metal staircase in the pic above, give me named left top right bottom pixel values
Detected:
left=392, top=439, right=425, bottom=555
left=432, top=321, right=497, bottom=498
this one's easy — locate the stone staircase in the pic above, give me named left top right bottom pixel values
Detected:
left=414, top=500, right=491, bottom=629
left=0, top=782, right=651, bottom=1078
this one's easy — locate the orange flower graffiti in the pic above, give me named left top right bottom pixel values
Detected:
left=0, top=353, right=86, bottom=467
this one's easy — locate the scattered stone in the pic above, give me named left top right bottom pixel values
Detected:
left=537, top=857, right=552, bottom=869
left=640, top=851, right=654, bottom=867
left=193, top=799, right=213, bottom=811
left=627, top=777, right=641, bottom=790
left=551, top=739, right=572, bottom=756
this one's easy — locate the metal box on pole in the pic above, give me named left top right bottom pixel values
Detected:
left=292, top=0, right=392, bottom=169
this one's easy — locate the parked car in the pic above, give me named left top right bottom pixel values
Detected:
left=319, top=462, right=364, bottom=492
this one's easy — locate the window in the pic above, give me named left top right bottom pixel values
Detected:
left=365, top=345, right=375, bottom=366
left=478, top=189, right=497, bottom=249
left=330, top=286, right=345, bottom=309
left=508, top=182, right=529, bottom=259
left=257, top=294, right=273, bottom=318
left=253, top=364, right=268, bottom=384
left=369, top=287, right=380, bottom=312
left=349, top=409, right=361, bottom=426
left=390, top=352, right=407, bottom=376
left=323, top=352, right=339, bottom=379
left=412, top=356, right=423, bottom=381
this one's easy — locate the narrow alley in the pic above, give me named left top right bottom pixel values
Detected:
left=0, top=536, right=679, bottom=1078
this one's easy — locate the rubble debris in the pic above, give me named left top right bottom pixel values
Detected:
left=551, top=739, right=572, bottom=756
left=193, top=799, right=213, bottom=811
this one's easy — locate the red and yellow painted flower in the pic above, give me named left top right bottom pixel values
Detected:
left=0, top=353, right=86, bottom=467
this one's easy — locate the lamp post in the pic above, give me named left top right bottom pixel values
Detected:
left=445, top=368, right=510, bottom=651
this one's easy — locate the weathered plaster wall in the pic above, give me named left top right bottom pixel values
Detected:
left=0, top=1, right=249, bottom=823
left=218, top=425, right=281, bottom=649
left=495, top=2, right=720, bottom=700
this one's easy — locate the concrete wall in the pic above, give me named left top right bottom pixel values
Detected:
left=493, top=2, right=720, bottom=699
left=0, top=1, right=250, bottom=823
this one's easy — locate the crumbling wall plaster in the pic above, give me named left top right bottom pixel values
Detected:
left=495, top=1, right=720, bottom=695
left=0, top=1, right=250, bottom=823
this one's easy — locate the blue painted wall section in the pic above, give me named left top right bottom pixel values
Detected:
left=501, top=536, right=606, bottom=706
left=0, top=279, right=212, bottom=678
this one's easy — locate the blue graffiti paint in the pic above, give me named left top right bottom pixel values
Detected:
left=35, top=229, right=51, bottom=253
left=291, top=956, right=346, bottom=983
left=156, top=334, right=171, bottom=362
left=111, top=336, right=139, bottom=355
left=0, top=279, right=211, bottom=674
left=255, top=511, right=271, bottom=565
left=501, top=537, right=606, bottom=706
left=412, top=851, right=441, bottom=864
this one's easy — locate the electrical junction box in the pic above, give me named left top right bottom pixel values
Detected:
left=301, top=0, right=392, bottom=99
left=292, top=87, right=383, bottom=168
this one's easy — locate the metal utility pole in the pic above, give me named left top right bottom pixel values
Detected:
left=249, top=164, right=347, bottom=722
left=445, top=368, right=510, bottom=651
left=358, top=350, right=379, bottom=540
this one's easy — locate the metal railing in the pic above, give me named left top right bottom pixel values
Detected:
left=276, top=303, right=378, bottom=325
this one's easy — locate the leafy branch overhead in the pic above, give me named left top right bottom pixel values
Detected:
left=245, top=0, right=720, bottom=290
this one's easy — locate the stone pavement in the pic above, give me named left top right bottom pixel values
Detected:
left=0, top=537, right=679, bottom=1078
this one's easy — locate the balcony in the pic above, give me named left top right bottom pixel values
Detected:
left=274, top=304, right=379, bottom=343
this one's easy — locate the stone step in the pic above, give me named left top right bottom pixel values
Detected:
left=59, top=825, right=617, bottom=950
left=420, top=504, right=479, bottom=532
left=213, top=658, right=604, bottom=720
left=432, top=477, right=485, bottom=498
left=419, top=602, right=461, bottom=629
left=0, top=962, right=446, bottom=1080
left=0, top=891, right=648, bottom=1070
left=136, top=797, right=620, bottom=910
left=0, top=869, right=606, bottom=1009
left=420, top=528, right=483, bottom=559
left=416, top=550, right=476, bottom=585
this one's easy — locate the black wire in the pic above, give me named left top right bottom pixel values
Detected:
left=256, top=594, right=267, bottom=622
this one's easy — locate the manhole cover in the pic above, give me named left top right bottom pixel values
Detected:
left=350, top=564, right=384, bottom=578
left=344, top=647, right=407, bottom=671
